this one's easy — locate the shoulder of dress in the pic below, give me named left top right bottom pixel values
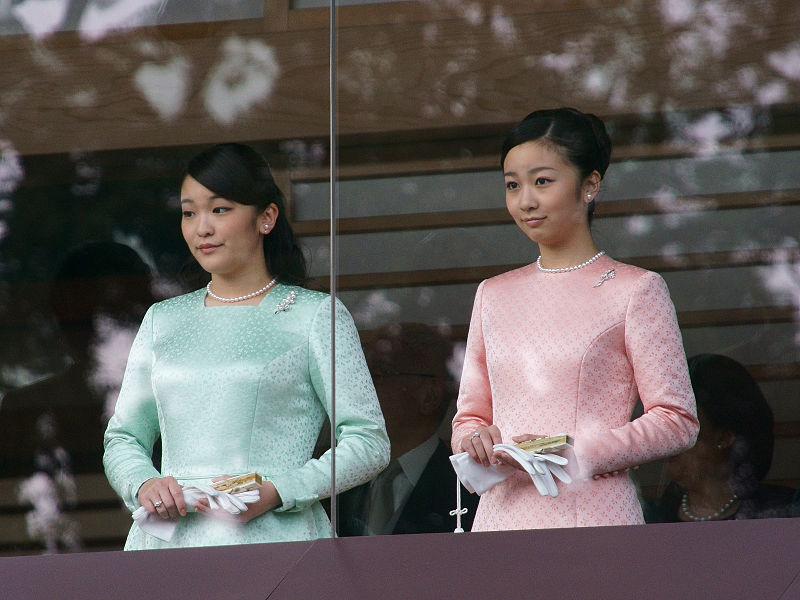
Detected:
left=150, top=288, right=205, bottom=313
left=604, top=258, right=645, bottom=277
left=603, top=262, right=674, bottom=316
left=604, top=259, right=665, bottom=287
left=289, top=286, right=328, bottom=302
left=483, top=263, right=536, bottom=288
left=272, top=285, right=329, bottom=308
left=267, top=285, right=343, bottom=320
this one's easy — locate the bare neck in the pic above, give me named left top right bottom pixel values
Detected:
left=537, top=230, right=599, bottom=270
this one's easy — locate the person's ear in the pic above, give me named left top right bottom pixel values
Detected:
left=258, top=203, right=279, bottom=234
left=583, top=171, right=602, bottom=204
left=715, top=429, right=736, bottom=450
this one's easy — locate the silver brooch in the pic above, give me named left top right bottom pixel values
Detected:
left=274, top=290, right=297, bottom=314
left=593, top=269, right=615, bottom=287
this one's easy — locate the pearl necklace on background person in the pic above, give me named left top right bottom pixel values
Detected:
left=680, top=492, right=739, bottom=522
left=206, top=277, right=277, bottom=303
left=536, top=250, right=606, bottom=273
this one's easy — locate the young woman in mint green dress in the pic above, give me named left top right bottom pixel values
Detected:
left=103, top=143, right=390, bottom=550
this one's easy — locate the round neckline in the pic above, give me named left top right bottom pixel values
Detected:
left=533, top=253, right=613, bottom=274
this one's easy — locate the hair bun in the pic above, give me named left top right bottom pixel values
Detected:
left=583, top=112, right=612, bottom=175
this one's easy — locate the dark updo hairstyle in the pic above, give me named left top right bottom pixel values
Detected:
left=500, top=107, right=612, bottom=224
left=185, top=143, right=306, bottom=285
left=687, top=354, right=774, bottom=503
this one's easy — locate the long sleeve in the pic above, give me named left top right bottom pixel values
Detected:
left=103, top=306, right=162, bottom=512
left=573, top=271, right=699, bottom=477
left=268, top=297, right=390, bottom=512
left=451, top=280, right=493, bottom=455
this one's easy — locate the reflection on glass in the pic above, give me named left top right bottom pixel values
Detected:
left=1, top=0, right=264, bottom=39
left=327, top=0, right=800, bottom=532
left=293, top=0, right=400, bottom=8
left=337, top=322, right=478, bottom=535
left=0, top=242, right=154, bottom=553
left=0, top=0, right=799, bottom=562
left=647, top=354, right=799, bottom=522
left=0, top=0, right=333, bottom=554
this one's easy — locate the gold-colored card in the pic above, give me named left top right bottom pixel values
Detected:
left=210, top=472, right=263, bottom=494
left=514, top=434, right=574, bottom=454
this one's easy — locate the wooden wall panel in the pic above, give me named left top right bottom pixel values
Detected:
left=0, top=23, right=330, bottom=154
left=1, top=0, right=799, bottom=155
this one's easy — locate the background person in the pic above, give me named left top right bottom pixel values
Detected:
left=338, top=322, right=478, bottom=535
left=647, top=353, right=796, bottom=522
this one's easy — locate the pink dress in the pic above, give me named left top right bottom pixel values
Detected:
left=452, top=255, right=699, bottom=530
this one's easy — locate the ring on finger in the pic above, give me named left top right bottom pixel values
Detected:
left=153, top=500, right=163, bottom=508
left=470, top=431, right=481, bottom=440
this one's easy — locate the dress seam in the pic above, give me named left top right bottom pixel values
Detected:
left=575, top=319, right=626, bottom=430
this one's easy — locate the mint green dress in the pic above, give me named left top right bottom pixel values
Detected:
left=103, top=284, right=390, bottom=550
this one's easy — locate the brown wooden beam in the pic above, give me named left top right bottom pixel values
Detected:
left=308, top=249, right=800, bottom=291
left=748, top=363, right=800, bottom=381
left=677, top=306, right=796, bottom=328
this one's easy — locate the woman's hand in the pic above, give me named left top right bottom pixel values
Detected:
left=493, top=434, right=549, bottom=472
left=194, top=475, right=282, bottom=524
left=137, top=476, right=187, bottom=520
left=461, top=425, right=503, bottom=467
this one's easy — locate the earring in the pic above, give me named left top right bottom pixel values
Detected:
left=586, top=194, right=592, bottom=200
left=263, top=223, right=270, bottom=232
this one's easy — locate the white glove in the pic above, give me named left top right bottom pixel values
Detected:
left=449, top=452, right=516, bottom=494
left=493, top=444, right=571, bottom=498
left=131, top=484, right=260, bottom=542
left=450, top=445, right=571, bottom=498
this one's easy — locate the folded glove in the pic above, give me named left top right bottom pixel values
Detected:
left=131, top=484, right=260, bottom=542
left=493, top=444, right=571, bottom=497
left=449, top=452, right=516, bottom=494
left=450, top=444, right=571, bottom=498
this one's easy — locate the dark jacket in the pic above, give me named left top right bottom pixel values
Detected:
left=338, top=440, right=479, bottom=535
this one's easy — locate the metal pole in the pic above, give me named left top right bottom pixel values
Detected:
left=328, top=0, right=338, bottom=540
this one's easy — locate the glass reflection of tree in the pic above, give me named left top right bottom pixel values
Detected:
left=0, top=241, right=154, bottom=552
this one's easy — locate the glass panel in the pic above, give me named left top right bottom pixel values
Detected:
left=0, top=2, right=334, bottom=554
left=328, top=0, right=800, bottom=538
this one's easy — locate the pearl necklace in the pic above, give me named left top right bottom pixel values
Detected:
left=206, top=278, right=277, bottom=303
left=536, top=250, right=606, bottom=273
left=680, top=492, right=738, bottom=522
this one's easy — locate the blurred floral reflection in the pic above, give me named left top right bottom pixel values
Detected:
left=203, top=37, right=281, bottom=126
left=0, top=242, right=154, bottom=552
left=2, top=0, right=263, bottom=40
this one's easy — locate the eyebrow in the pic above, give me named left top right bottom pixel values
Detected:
left=179, top=194, right=227, bottom=204
left=503, top=166, right=557, bottom=177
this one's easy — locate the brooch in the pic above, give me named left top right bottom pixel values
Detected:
left=593, top=269, right=615, bottom=287
left=274, top=290, right=297, bottom=314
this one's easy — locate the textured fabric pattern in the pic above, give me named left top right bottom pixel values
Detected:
left=452, top=256, right=698, bottom=530
left=104, top=284, right=389, bottom=550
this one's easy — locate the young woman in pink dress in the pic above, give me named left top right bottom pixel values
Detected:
left=451, top=108, right=700, bottom=530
